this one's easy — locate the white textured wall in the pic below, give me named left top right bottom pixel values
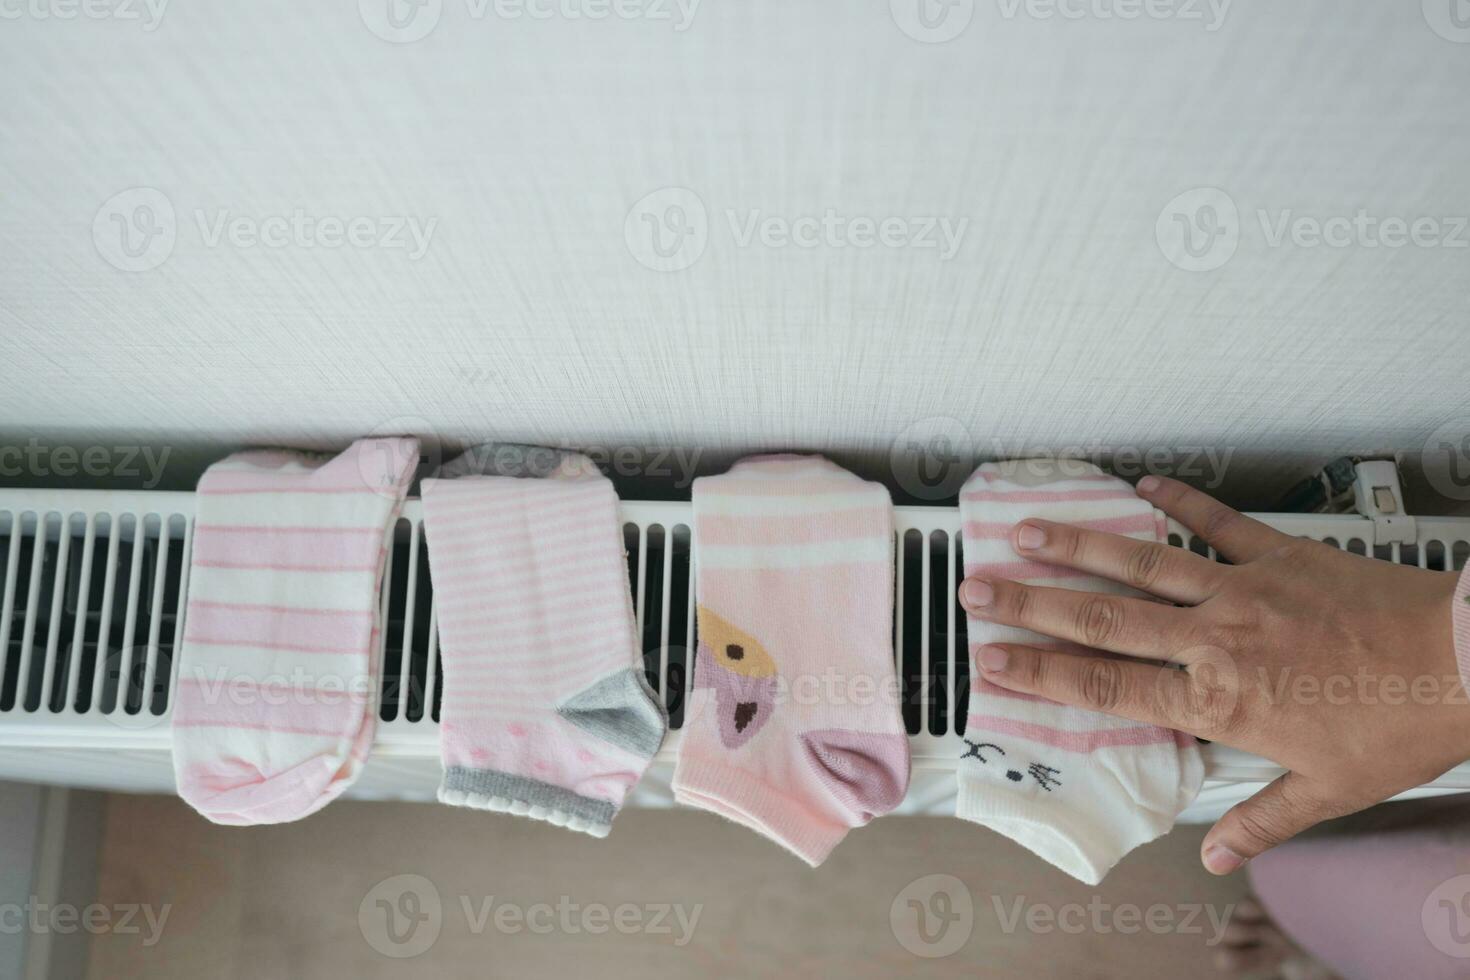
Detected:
left=1, top=0, right=1468, bottom=506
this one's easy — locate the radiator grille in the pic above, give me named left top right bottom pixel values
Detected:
left=1, top=493, right=1467, bottom=743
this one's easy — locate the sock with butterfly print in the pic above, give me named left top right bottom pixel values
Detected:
left=672, top=455, right=911, bottom=866
left=956, top=460, right=1203, bottom=885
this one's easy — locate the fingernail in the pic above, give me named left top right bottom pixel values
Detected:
left=1203, top=843, right=1246, bottom=875
left=1137, top=475, right=1161, bottom=494
left=1016, top=523, right=1046, bottom=550
left=977, top=645, right=1009, bottom=672
left=962, top=579, right=994, bottom=608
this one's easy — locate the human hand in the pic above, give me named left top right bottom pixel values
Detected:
left=957, top=475, right=1470, bottom=875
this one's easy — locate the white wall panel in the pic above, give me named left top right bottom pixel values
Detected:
left=1, top=0, right=1468, bottom=506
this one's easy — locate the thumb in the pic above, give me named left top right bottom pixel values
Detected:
left=1201, top=772, right=1336, bottom=875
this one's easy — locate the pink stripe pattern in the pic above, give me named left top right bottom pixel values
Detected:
left=955, top=460, right=1204, bottom=885
left=673, top=455, right=910, bottom=867
left=171, top=437, right=418, bottom=826
left=960, top=488, right=1142, bottom=504
left=420, top=446, right=666, bottom=838
left=963, top=512, right=1159, bottom=540
left=696, top=508, right=886, bottom=546
left=190, top=526, right=383, bottom=569
left=971, top=714, right=1181, bottom=751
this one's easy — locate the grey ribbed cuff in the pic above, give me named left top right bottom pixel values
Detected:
left=441, top=767, right=617, bottom=828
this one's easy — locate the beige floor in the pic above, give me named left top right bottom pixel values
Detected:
left=88, top=794, right=1249, bottom=979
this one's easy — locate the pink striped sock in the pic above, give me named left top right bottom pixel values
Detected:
left=420, top=445, right=666, bottom=837
left=957, top=460, right=1203, bottom=884
left=673, top=455, right=911, bottom=866
left=172, top=437, right=419, bottom=825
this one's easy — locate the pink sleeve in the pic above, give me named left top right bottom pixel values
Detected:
left=1455, top=564, right=1470, bottom=692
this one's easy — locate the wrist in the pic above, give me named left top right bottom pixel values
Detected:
left=1411, top=567, right=1470, bottom=764
left=1453, top=564, right=1470, bottom=694
left=1433, top=566, right=1470, bottom=762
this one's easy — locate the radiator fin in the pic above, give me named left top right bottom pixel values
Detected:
left=1, top=498, right=1467, bottom=743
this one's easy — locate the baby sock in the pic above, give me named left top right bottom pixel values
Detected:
left=673, top=455, right=911, bottom=866
left=172, top=437, right=419, bottom=825
left=420, top=444, right=666, bottom=837
left=957, top=460, right=1203, bottom=884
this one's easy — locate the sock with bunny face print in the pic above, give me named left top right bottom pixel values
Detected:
left=957, top=460, right=1203, bottom=884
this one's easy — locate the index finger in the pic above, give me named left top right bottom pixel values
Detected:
left=1137, top=476, right=1290, bottom=564
left=961, top=576, right=1202, bottom=663
left=1011, top=518, right=1228, bottom=605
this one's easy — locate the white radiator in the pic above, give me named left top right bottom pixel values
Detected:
left=1, top=488, right=1468, bottom=823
